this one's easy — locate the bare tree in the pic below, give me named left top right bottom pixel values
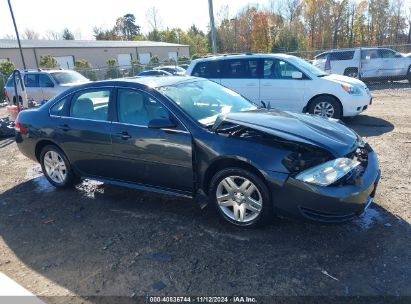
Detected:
left=146, top=6, right=163, bottom=31
left=3, top=34, right=16, bottom=39
left=44, top=30, right=61, bottom=40
left=285, top=0, right=302, bottom=22
left=23, top=29, right=40, bottom=40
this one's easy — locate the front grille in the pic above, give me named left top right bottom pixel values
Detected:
left=300, top=206, right=356, bottom=222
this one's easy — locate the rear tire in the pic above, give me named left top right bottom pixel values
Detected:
left=209, top=167, right=272, bottom=227
left=308, top=96, right=342, bottom=119
left=40, top=145, right=78, bottom=188
left=407, top=66, right=411, bottom=83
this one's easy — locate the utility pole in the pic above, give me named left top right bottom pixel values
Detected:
left=8, top=0, right=26, bottom=69
left=208, top=0, right=217, bottom=54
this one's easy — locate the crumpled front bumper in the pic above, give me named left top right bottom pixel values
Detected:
left=271, top=151, right=381, bottom=222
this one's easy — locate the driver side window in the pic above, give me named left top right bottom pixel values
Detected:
left=263, top=59, right=301, bottom=79
left=117, top=89, right=170, bottom=126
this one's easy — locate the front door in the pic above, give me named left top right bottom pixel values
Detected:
left=259, top=59, right=306, bottom=112
left=361, top=49, right=384, bottom=79
left=39, top=73, right=56, bottom=101
left=379, top=49, right=404, bottom=77
left=110, top=88, right=193, bottom=192
left=220, top=58, right=260, bottom=103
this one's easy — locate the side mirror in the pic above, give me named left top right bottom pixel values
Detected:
left=148, top=117, right=176, bottom=129
left=395, top=52, right=402, bottom=58
left=46, top=82, right=54, bottom=87
left=291, top=71, right=303, bottom=79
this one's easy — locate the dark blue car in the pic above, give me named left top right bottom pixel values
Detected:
left=15, top=76, right=380, bottom=227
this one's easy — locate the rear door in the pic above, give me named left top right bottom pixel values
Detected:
left=57, top=88, right=114, bottom=177
left=23, top=73, right=43, bottom=102
left=109, top=88, right=193, bottom=192
left=220, top=58, right=260, bottom=103
left=259, top=58, right=307, bottom=112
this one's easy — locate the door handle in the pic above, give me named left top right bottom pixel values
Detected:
left=262, top=83, right=272, bottom=87
left=116, top=131, right=131, bottom=140
left=246, top=83, right=256, bottom=86
left=58, top=124, right=70, bottom=131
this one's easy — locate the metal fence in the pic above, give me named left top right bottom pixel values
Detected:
left=74, top=61, right=192, bottom=82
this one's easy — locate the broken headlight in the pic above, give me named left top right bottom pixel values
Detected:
left=295, top=158, right=360, bottom=186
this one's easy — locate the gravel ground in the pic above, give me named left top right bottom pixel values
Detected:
left=0, top=84, right=410, bottom=303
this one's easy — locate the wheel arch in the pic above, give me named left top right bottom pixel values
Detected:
left=202, top=157, right=269, bottom=195
left=35, top=140, right=64, bottom=162
left=303, top=94, right=344, bottom=116
left=343, top=67, right=358, bottom=74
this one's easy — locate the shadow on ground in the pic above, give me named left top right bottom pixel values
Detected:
left=367, top=80, right=411, bottom=92
left=0, top=171, right=410, bottom=300
left=344, top=115, right=394, bottom=137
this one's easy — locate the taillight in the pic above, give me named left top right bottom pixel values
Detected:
left=14, top=114, right=27, bottom=134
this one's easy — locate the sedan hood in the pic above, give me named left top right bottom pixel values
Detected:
left=216, top=109, right=359, bottom=157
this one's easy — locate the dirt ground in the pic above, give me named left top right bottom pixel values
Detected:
left=0, top=82, right=410, bottom=303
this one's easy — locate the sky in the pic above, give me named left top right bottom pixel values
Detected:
left=0, top=0, right=270, bottom=39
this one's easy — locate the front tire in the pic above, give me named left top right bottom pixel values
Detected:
left=407, top=66, right=411, bottom=83
left=40, top=145, right=77, bottom=188
left=209, top=167, right=272, bottom=227
left=308, top=96, right=342, bottom=119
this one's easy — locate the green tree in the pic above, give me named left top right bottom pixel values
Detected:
left=62, top=28, right=75, bottom=40
left=114, top=14, right=141, bottom=40
left=39, top=55, right=59, bottom=69
left=178, top=56, right=190, bottom=64
left=0, top=60, right=15, bottom=100
left=0, top=60, right=15, bottom=77
left=105, top=58, right=119, bottom=79
left=149, top=55, right=160, bottom=66
left=74, top=59, right=97, bottom=81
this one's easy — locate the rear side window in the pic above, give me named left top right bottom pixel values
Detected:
left=70, top=89, right=110, bottom=121
left=6, top=76, right=15, bottom=87
left=50, top=98, right=67, bottom=116
left=329, top=51, right=355, bottom=61
left=39, top=74, right=54, bottom=87
left=24, top=74, right=38, bottom=87
left=192, top=61, right=221, bottom=78
left=222, top=59, right=259, bottom=79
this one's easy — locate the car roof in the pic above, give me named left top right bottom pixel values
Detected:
left=18, top=69, right=76, bottom=74
left=96, top=76, right=200, bottom=88
left=192, top=53, right=296, bottom=63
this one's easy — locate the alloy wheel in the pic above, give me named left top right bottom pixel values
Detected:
left=216, top=176, right=263, bottom=223
left=313, top=101, right=335, bottom=118
left=43, top=150, right=67, bottom=184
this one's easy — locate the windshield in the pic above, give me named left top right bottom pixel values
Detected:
left=290, top=57, right=328, bottom=77
left=51, top=71, right=88, bottom=84
left=159, top=80, right=257, bottom=125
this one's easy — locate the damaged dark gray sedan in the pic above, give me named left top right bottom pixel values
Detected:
left=15, top=77, right=381, bottom=227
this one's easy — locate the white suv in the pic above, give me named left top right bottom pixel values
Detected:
left=313, top=48, right=411, bottom=82
left=4, top=69, right=90, bottom=104
left=186, top=54, right=372, bottom=119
